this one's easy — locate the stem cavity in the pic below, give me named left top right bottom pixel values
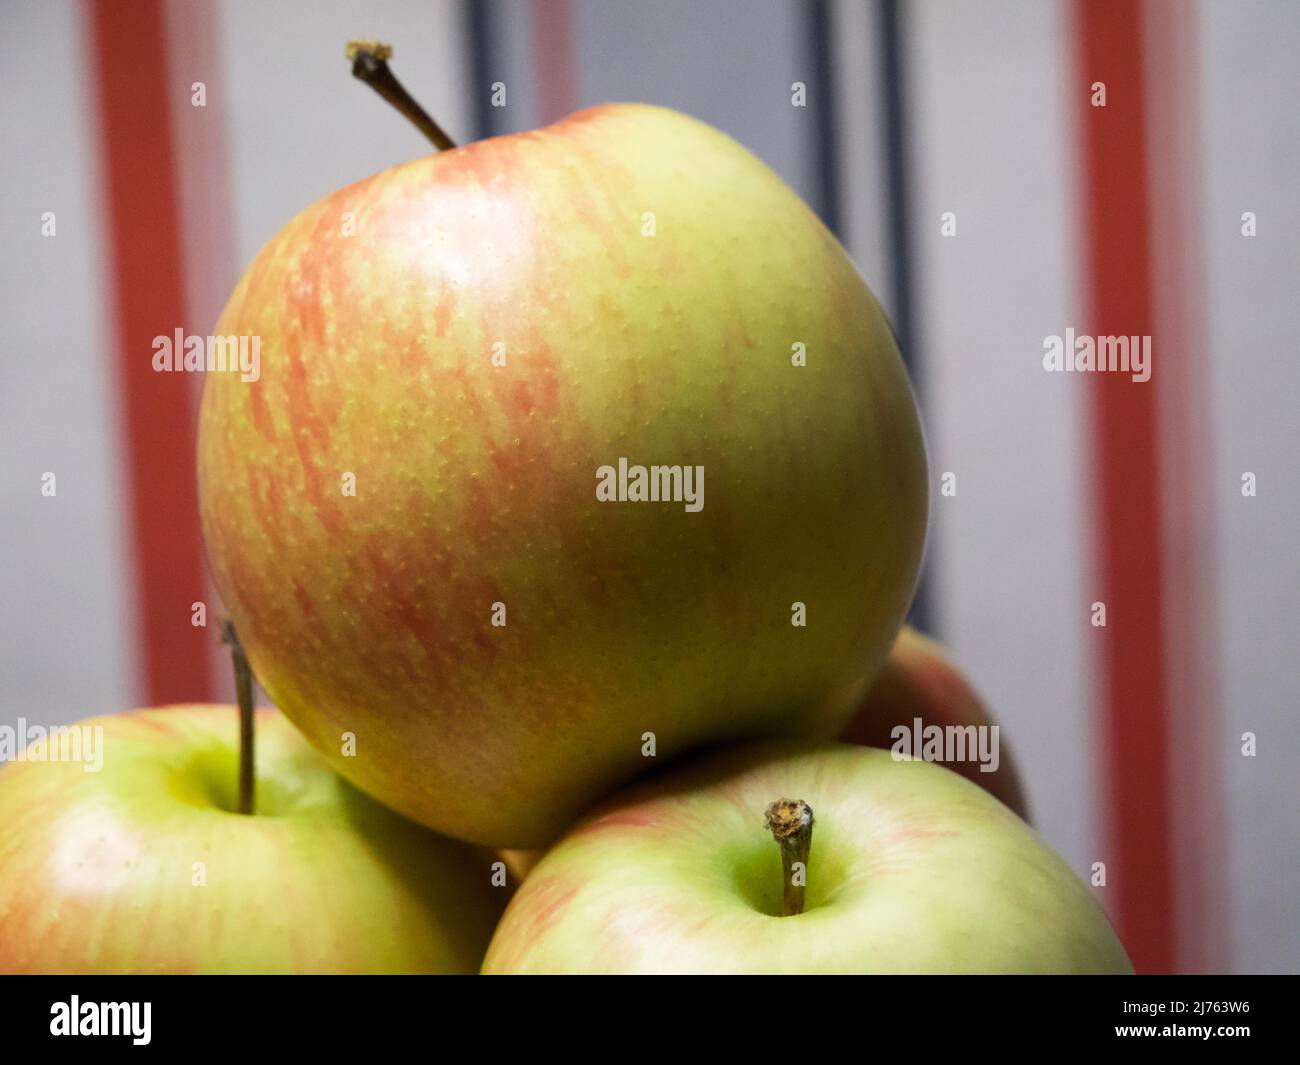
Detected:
left=764, top=798, right=814, bottom=916
left=221, top=620, right=255, bottom=816
left=347, top=40, right=456, bottom=151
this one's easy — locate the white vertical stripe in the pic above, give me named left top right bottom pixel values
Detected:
left=166, top=0, right=240, bottom=704
left=0, top=0, right=136, bottom=727
left=908, top=0, right=1096, bottom=875
left=1143, top=0, right=1227, bottom=974
left=216, top=0, right=473, bottom=274
left=570, top=0, right=818, bottom=206
left=166, top=0, right=238, bottom=341
left=1196, top=0, right=1300, bottom=975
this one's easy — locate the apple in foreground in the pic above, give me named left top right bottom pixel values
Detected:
left=0, top=705, right=502, bottom=974
left=198, top=98, right=927, bottom=847
left=482, top=742, right=1131, bottom=973
left=841, top=626, right=1030, bottom=819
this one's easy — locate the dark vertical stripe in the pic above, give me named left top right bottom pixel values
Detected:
left=876, top=0, right=929, bottom=633
left=876, top=0, right=917, bottom=379
left=807, top=0, right=841, bottom=234
left=1074, top=0, right=1174, bottom=974
left=89, top=0, right=213, bottom=706
left=466, top=0, right=500, bottom=139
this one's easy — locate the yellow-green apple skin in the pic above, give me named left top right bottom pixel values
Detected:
left=482, top=742, right=1132, bottom=974
left=841, top=626, right=1030, bottom=820
left=0, top=706, right=502, bottom=974
left=198, top=103, right=928, bottom=847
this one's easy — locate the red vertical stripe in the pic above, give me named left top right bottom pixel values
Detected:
left=532, top=0, right=577, bottom=123
left=89, top=0, right=213, bottom=706
left=1074, top=0, right=1174, bottom=972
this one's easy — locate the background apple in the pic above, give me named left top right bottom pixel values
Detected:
left=841, top=626, right=1030, bottom=819
left=0, top=705, right=502, bottom=974
left=482, top=741, right=1131, bottom=974
left=198, top=102, right=928, bottom=847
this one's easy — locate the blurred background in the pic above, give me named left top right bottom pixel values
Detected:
left=1, top=0, right=1296, bottom=973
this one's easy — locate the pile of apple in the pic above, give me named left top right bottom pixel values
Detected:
left=0, top=52, right=1130, bottom=974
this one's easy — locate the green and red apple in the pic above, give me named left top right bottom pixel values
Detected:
left=0, top=705, right=502, bottom=974
left=841, top=626, right=1030, bottom=819
left=198, top=103, right=927, bottom=847
left=482, top=742, right=1131, bottom=974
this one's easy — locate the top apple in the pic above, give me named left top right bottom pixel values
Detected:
left=198, top=103, right=927, bottom=847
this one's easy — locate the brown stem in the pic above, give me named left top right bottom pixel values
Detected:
left=764, top=798, right=814, bottom=916
left=347, top=40, right=456, bottom=151
left=220, top=620, right=255, bottom=815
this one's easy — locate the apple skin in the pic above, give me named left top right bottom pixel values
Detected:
left=198, top=103, right=927, bottom=847
left=482, top=742, right=1131, bottom=974
left=840, top=626, right=1030, bottom=820
left=0, top=706, right=503, bottom=974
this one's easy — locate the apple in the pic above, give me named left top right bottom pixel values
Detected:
left=482, top=741, right=1131, bottom=973
left=198, top=98, right=927, bottom=847
left=840, top=626, right=1030, bottom=819
left=0, top=705, right=502, bottom=974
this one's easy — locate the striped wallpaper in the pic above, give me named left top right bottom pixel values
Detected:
left=1, top=0, right=1296, bottom=973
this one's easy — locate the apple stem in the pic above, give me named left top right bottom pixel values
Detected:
left=347, top=40, right=456, bottom=151
left=220, top=620, right=255, bottom=816
left=765, top=798, right=814, bottom=916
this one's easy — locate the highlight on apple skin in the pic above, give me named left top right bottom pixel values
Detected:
left=481, top=742, right=1132, bottom=974
left=840, top=626, right=1031, bottom=820
left=198, top=102, right=929, bottom=848
left=0, top=706, right=503, bottom=974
